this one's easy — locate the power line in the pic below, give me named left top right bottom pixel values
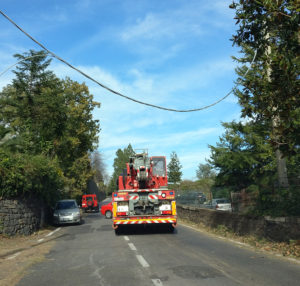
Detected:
left=0, top=54, right=50, bottom=78
left=0, top=9, right=257, bottom=113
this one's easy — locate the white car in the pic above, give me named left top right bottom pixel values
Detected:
left=212, top=198, right=232, bottom=211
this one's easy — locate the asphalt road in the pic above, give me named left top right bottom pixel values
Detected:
left=18, top=206, right=300, bottom=286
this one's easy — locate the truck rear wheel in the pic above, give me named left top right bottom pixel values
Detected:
left=114, top=227, right=121, bottom=235
left=167, top=224, right=175, bottom=233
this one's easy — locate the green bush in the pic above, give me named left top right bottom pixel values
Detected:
left=0, top=149, right=63, bottom=205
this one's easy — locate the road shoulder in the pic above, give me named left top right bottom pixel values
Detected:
left=0, top=226, right=62, bottom=286
left=178, top=218, right=300, bottom=264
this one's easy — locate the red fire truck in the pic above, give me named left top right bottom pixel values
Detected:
left=112, top=150, right=177, bottom=234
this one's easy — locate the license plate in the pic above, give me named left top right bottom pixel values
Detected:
left=117, top=206, right=129, bottom=212
left=159, top=205, right=171, bottom=211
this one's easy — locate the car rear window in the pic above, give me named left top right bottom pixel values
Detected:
left=56, top=201, right=77, bottom=209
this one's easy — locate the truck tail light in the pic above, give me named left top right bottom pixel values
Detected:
left=117, top=212, right=128, bottom=216
left=161, top=210, right=172, bottom=215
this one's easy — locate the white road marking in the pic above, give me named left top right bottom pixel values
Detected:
left=136, top=255, right=150, bottom=268
left=6, top=252, right=21, bottom=260
left=45, top=227, right=61, bottom=237
left=152, top=279, right=163, bottom=286
left=37, top=238, right=44, bottom=243
left=128, top=243, right=137, bottom=251
left=124, top=236, right=129, bottom=241
left=227, top=239, right=247, bottom=246
left=287, top=258, right=300, bottom=265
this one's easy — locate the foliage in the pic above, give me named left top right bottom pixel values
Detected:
left=196, top=163, right=216, bottom=180
left=178, top=179, right=214, bottom=196
left=209, top=120, right=276, bottom=192
left=167, top=151, right=182, bottom=184
left=209, top=119, right=300, bottom=215
left=0, top=149, right=63, bottom=205
left=0, top=50, right=101, bottom=201
left=207, top=1, right=300, bottom=215
left=230, top=0, right=300, bottom=156
left=107, top=144, right=135, bottom=194
left=63, top=154, right=93, bottom=199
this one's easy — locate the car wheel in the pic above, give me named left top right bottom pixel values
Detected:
left=105, top=210, right=112, bottom=219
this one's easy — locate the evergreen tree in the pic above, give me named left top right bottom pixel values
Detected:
left=167, top=151, right=182, bottom=184
left=229, top=1, right=300, bottom=187
left=209, top=120, right=276, bottom=192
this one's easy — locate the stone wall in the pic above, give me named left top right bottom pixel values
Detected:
left=177, top=204, right=300, bottom=242
left=0, top=197, right=47, bottom=236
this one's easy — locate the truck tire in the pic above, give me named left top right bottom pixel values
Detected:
left=105, top=210, right=112, bottom=219
left=167, top=224, right=175, bottom=233
left=114, top=227, right=121, bottom=235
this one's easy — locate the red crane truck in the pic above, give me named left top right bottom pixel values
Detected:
left=112, top=150, right=177, bottom=234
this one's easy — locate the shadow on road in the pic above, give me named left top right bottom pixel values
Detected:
left=115, top=224, right=177, bottom=236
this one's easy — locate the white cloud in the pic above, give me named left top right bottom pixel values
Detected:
left=120, top=10, right=203, bottom=43
left=179, top=149, right=212, bottom=175
left=120, top=0, right=234, bottom=44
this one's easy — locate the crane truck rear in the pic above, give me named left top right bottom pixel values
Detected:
left=112, top=150, right=177, bottom=233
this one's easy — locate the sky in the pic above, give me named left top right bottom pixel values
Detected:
left=0, top=0, right=243, bottom=181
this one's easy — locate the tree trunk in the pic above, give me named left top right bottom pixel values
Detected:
left=275, top=149, right=289, bottom=188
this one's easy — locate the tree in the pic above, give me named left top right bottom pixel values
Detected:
left=0, top=149, right=63, bottom=205
left=209, top=120, right=275, bottom=192
left=107, top=144, right=135, bottom=194
left=0, top=50, right=63, bottom=155
left=0, top=50, right=100, bottom=200
left=167, top=151, right=182, bottom=184
left=196, top=163, right=216, bottom=180
left=229, top=1, right=299, bottom=187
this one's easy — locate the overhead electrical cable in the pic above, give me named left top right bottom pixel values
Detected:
left=0, top=9, right=257, bottom=113
left=0, top=54, right=51, bottom=78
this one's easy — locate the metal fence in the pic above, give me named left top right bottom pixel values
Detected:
left=176, top=191, right=213, bottom=209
